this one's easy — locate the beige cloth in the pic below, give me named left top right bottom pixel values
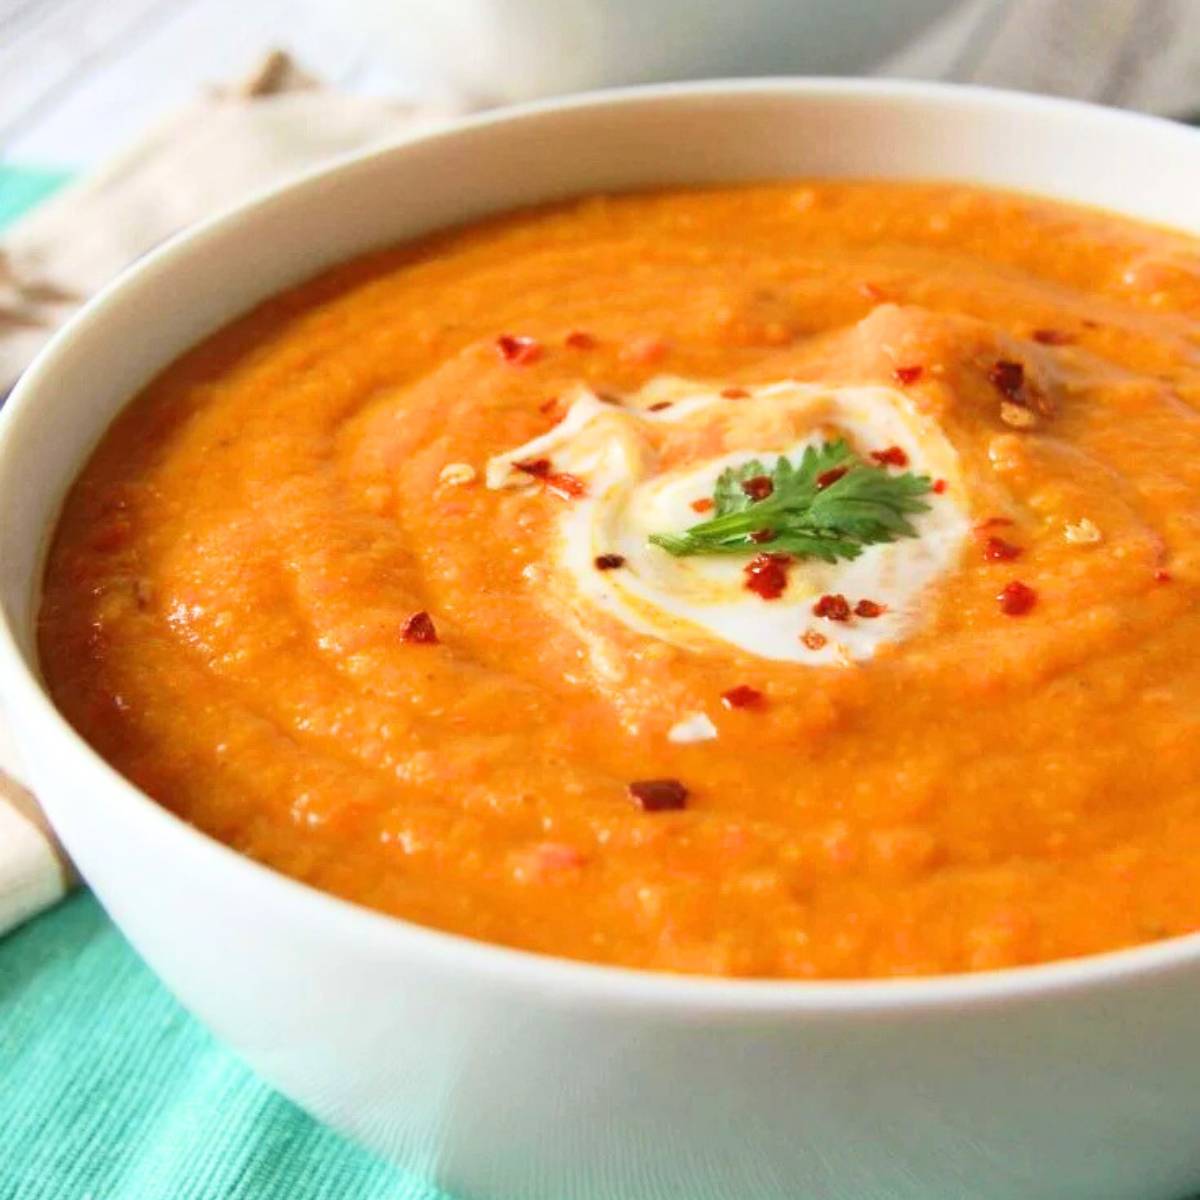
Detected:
left=0, top=53, right=456, bottom=936
left=0, top=53, right=458, bottom=389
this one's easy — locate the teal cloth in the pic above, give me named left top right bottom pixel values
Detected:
left=0, top=168, right=450, bottom=1200
left=0, top=165, right=71, bottom=227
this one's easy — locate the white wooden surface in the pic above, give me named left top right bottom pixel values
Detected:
left=2, top=0, right=1199, bottom=169
left=0, top=0, right=436, bottom=168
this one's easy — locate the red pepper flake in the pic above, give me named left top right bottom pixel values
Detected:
left=801, top=629, right=828, bottom=651
left=721, top=685, right=763, bottom=710
left=854, top=599, right=886, bottom=618
left=628, top=778, right=689, bottom=812
left=894, top=364, right=924, bottom=386
left=870, top=445, right=909, bottom=468
left=691, top=497, right=714, bottom=514
left=749, top=529, right=776, bottom=544
left=546, top=472, right=586, bottom=500
left=1032, top=328, right=1073, bottom=346
left=514, top=459, right=584, bottom=499
left=721, top=386, right=750, bottom=399
left=744, top=552, right=792, bottom=600
left=975, top=516, right=1014, bottom=532
left=816, top=465, right=849, bottom=490
left=984, top=536, right=1023, bottom=562
left=564, top=330, right=596, bottom=350
left=538, top=397, right=560, bottom=415
left=594, top=553, right=625, bottom=570
left=620, top=335, right=668, bottom=365
left=998, top=580, right=1037, bottom=616
left=648, top=401, right=673, bottom=412
left=988, top=359, right=1026, bottom=401
left=741, top=475, right=774, bottom=501
left=1155, top=569, right=1172, bottom=584
left=528, top=842, right=586, bottom=873
left=813, top=593, right=851, bottom=622
left=402, top=611, right=439, bottom=644
left=496, top=334, right=543, bottom=365
left=932, top=478, right=947, bottom=494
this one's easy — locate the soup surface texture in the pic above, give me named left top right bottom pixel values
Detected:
left=39, top=183, right=1200, bottom=979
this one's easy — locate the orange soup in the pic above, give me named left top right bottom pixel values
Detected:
left=38, top=183, right=1200, bottom=979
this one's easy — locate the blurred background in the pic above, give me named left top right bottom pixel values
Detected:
left=5, top=0, right=1200, bottom=171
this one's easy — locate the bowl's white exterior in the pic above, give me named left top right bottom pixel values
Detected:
left=3, top=82, right=1200, bottom=1200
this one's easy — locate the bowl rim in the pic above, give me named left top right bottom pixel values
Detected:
left=4, top=75, right=1200, bottom=1014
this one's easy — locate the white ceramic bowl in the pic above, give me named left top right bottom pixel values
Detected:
left=3, top=81, right=1200, bottom=1200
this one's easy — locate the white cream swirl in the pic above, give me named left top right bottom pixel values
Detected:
left=488, top=378, right=969, bottom=664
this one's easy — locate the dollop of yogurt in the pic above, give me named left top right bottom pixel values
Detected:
left=488, top=377, right=970, bottom=664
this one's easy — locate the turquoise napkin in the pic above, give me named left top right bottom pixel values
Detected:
left=0, top=168, right=452, bottom=1200
left=0, top=166, right=71, bottom=227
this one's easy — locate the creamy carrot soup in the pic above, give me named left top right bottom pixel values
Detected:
left=39, top=183, right=1200, bottom=979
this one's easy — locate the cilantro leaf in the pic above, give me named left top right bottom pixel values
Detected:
left=713, top=458, right=768, bottom=516
left=648, top=440, right=932, bottom=562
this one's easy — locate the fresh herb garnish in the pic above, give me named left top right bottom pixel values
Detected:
left=648, top=440, right=932, bottom=563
